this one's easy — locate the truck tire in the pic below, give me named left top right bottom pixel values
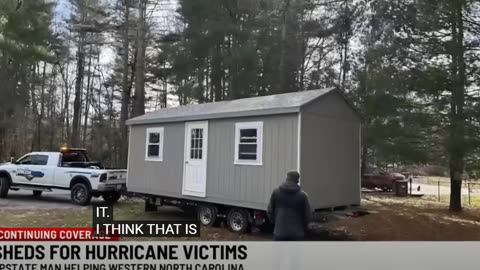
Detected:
left=33, top=190, right=42, bottom=197
left=197, top=204, right=218, bottom=227
left=226, top=208, right=250, bottom=233
left=0, top=176, right=9, bottom=198
left=102, top=192, right=121, bottom=204
left=71, top=183, right=92, bottom=205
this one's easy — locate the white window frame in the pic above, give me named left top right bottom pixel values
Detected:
left=145, top=127, right=164, bottom=161
left=234, top=121, right=263, bottom=166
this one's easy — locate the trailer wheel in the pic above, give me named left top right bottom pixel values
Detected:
left=71, top=183, right=92, bottom=205
left=0, top=176, right=9, bottom=198
left=33, top=190, right=42, bottom=197
left=227, top=208, right=250, bottom=233
left=197, top=205, right=218, bottom=227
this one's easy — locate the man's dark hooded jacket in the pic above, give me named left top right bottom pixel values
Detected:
left=267, top=174, right=311, bottom=240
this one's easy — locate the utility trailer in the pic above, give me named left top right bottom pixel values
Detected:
left=125, top=88, right=362, bottom=232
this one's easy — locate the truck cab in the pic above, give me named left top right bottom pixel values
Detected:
left=0, top=149, right=127, bottom=205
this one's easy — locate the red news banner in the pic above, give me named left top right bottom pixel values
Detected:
left=0, top=228, right=118, bottom=241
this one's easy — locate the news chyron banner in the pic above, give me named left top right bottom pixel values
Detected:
left=0, top=204, right=477, bottom=269
left=0, top=242, right=478, bottom=269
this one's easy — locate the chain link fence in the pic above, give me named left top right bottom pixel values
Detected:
left=409, top=177, right=480, bottom=207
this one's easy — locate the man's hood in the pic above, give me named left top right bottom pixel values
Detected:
left=279, top=181, right=301, bottom=193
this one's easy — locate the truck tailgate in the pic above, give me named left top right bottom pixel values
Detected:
left=105, top=170, right=127, bottom=184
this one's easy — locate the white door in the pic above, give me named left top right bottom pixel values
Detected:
left=182, top=121, right=208, bottom=197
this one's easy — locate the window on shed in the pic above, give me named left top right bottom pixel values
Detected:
left=145, top=127, right=164, bottom=161
left=190, top=128, right=203, bottom=160
left=234, top=122, right=263, bottom=165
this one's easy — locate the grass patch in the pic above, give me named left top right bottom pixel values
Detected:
left=425, top=194, right=480, bottom=207
left=0, top=201, right=145, bottom=227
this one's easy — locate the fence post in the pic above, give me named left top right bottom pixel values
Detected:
left=468, top=183, right=471, bottom=206
left=438, top=181, right=440, bottom=202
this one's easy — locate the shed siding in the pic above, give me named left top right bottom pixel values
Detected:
left=127, top=122, right=185, bottom=196
left=127, top=114, right=298, bottom=210
left=300, top=92, right=361, bottom=209
left=207, top=114, right=298, bottom=209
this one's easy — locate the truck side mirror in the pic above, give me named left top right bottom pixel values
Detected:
left=10, top=157, right=16, bottom=164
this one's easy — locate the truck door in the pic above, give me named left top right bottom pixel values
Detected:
left=12, top=154, right=54, bottom=186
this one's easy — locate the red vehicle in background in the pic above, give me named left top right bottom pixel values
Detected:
left=362, top=169, right=406, bottom=191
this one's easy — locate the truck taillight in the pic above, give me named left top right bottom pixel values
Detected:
left=99, top=173, right=107, bottom=183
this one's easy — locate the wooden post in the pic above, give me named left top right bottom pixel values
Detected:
left=438, top=181, right=440, bottom=202
left=468, top=183, right=471, bottom=206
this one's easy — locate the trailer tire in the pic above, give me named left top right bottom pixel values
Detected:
left=71, top=183, right=92, bottom=205
left=197, top=205, right=218, bottom=227
left=102, top=192, right=121, bottom=204
left=0, top=176, right=9, bottom=198
left=33, top=190, right=42, bottom=197
left=226, top=208, right=250, bottom=233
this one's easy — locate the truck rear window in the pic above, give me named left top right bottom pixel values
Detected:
left=61, top=151, right=89, bottom=163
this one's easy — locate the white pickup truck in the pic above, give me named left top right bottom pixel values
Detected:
left=0, top=148, right=127, bottom=205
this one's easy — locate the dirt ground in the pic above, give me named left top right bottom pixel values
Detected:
left=323, top=194, right=480, bottom=241
left=0, top=192, right=479, bottom=241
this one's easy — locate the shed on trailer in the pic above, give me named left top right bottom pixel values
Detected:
left=125, top=87, right=361, bottom=231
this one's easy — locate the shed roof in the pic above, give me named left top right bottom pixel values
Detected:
left=126, top=87, right=338, bottom=125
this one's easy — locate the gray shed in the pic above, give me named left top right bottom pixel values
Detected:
left=126, top=87, right=361, bottom=213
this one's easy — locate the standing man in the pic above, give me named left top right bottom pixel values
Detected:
left=267, top=171, right=311, bottom=241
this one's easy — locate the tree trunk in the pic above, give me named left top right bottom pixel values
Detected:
left=120, top=0, right=131, bottom=167
left=71, top=31, right=86, bottom=147
left=448, top=0, right=465, bottom=212
left=132, top=0, right=146, bottom=117
left=36, top=62, right=47, bottom=150
left=82, top=46, right=94, bottom=147
left=211, top=44, right=222, bottom=101
left=277, top=0, right=290, bottom=94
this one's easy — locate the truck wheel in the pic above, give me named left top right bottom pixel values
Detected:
left=197, top=205, right=218, bottom=227
left=33, top=190, right=42, bottom=197
left=102, top=192, right=121, bottom=204
left=0, top=176, right=9, bottom=198
left=71, top=183, right=92, bottom=205
left=227, top=208, right=250, bottom=233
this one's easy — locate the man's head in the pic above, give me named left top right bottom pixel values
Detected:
left=286, top=171, right=300, bottom=184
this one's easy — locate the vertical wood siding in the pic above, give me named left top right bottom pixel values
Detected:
left=300, top=91, right=361, bottom=210
left=127, top=114, right=298, bottom=210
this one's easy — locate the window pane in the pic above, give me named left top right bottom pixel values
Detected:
left=33, top=155, right=48, bottom=165
left=190, top=149, right=195, bottom=159
left=239, top=144, right=257, bottom=154
left=198, top=129, right=203, bottom=139
left=148, top=145, right=159, bottom=157
left=149, top=133, right=160, bottom=143
left=238, top=144, right=257, bottom=160
left=239, top=153, right=257, bottom=160
left=198, top=149, right=202, bottom=159
left=19, top=156, right=33, bottom=165
left=191, top=137, right=195, bottom=149
left=198, top=138, right=203, bottom=149
left=240, top=128, right=257, bottom=143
